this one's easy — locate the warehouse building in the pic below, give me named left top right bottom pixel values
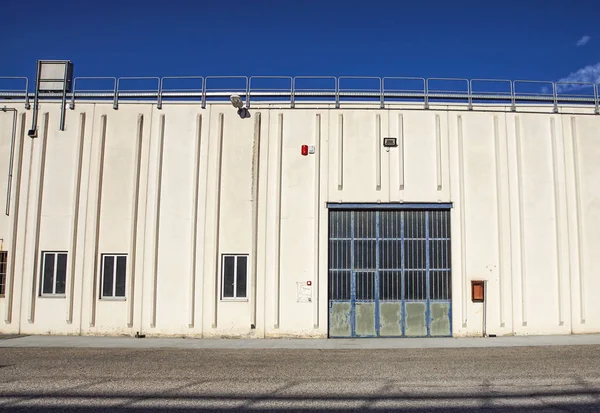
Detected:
left=0, top=61, right=599, bottom=338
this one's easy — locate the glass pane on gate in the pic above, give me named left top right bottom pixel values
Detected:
left=355, top=272, right=375, bottom=300
left=379, top=301, right=402, bottom=336
left=405, top=302, right=427, bottom=336
left=430, top=302, right=451, bottom=336
left=329, top=271, right=351, bottom=301
left=330, top=302, right=352, bottom=337
left=354, top=240, right=376, bottom=269
left=379, top=271, right=401, bottom=300
left=355, top=302, right=376, bottom=336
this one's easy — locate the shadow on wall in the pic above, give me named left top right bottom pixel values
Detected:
left=1, top=387, right=600, bottom=412
left=4, top=408, right=600, bottom=413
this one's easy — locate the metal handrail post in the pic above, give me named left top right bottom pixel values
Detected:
left=510, top=81, right=516, bottom=111
left=379, top=78, right=384, bottom=109
left=157, top=78, right=164, bottom=110
left=335, top=78, right=340, bottom=109
left=29, top=61, right=42, bottom=137
left=245, top=77, right=250, bottom=109
left=467, top=80, right=473, bottom=110
left=291, top=81, right=295, bottom=108
left=59, top=65, right=69, bottom=131
left=595, top=84, right=599, bottom=115
left=70, top=79, right=76, bottom=110
left=113, top=79, right=119, bottom=110
left=24, top=78, right=30, bottom=110
left=552, top=83, right=558, bottom=113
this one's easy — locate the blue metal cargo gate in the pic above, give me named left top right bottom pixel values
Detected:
left=328, top=205, right=452, bottom=338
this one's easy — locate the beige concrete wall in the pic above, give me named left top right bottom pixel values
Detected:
left=0, top=100, right=599, bottom=337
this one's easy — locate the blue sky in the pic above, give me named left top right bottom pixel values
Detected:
left=2, top=0, right=600, bottom=89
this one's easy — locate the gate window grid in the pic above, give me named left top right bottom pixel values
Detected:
left=221, top=255, right=248, bottom=300
left=40, top=251, right=68, bottom=296
left=328, top=210, right=451, bottom=337
left=0, top=251, right=7, bottom=296
left=101, top=254, right=127, bottom=299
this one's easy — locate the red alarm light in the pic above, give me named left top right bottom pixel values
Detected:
left=301, top=145, right=309, bottom=156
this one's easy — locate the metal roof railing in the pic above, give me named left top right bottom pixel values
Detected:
left=0, top=77, right=30, bottom=109
left=158, top=76, right=204, bottom=109
left=291, top=76, right=337, bottom=107
left=1, top=75, right=599, bottom=114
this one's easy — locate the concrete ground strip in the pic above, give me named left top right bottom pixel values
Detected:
left=1, top=334, right=600, bottom=349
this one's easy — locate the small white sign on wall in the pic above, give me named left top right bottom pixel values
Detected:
left=297, top=282, right=312, bottom=303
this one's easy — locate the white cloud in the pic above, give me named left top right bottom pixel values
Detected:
left=576, top=35, right=591, bottom=47
left=555, top=62, right=600, bottom=93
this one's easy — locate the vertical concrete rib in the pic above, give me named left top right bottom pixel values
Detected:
left=19, top=117, right=35, bottom=331
left=457, top=115, right=467, bottom=328
left=559, top=117, right=573, bottom=332
left=550, top=118, right=564, bottom=326
left=503, top=115, right=516, bottom=333
left=261, top=111, right=271, bottom=335
left=126, top=114, right=144, bottom=328
left=457, top=116, right=469, bottom=327
left=89, top=115, right=107, bottom=327
left=211, top=113, right=225, bottom=329
left=514, top=116, right=527, bottom=327
left=199, top=108, right=213, bottom=334
left=66, top=112, right=86, bottom=324
left=435, top=114, right=442, bottom=191
left=375, top=114, right=381, bottom=191
left=313, top=113, right=321, bottom=329
left=493, top=115, right=505, bottom=328
left=78, top=105, right=96, bottom=333
left=250, top=112, right=262, bottom=329
left=188, top=114, right=202, bottom=328
left=274, top=113, right=283, bottom=329
left=150, top=114, right=165, bottom=328
left=28, top=113, right=49, bottom=324
left=398, top=113, right=404, bottom=191
left=4, top=113, right=26, bottom=324
left=337, top=114, right=343, bottom=190
left=570, top=117, right=585, bottom=324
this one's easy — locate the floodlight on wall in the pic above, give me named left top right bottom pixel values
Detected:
left=383, top=137, right=397, bottom=147
left=28, top=60, right=74, bottom=137
left=230, top=94, right=244, bottom=109
left=230, top=94, right=250, bottom=119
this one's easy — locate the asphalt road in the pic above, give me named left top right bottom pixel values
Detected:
left=1, top=345, right=600, bottom=412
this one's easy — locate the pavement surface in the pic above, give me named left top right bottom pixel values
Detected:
left=1, top=341, right=600, bottom=411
